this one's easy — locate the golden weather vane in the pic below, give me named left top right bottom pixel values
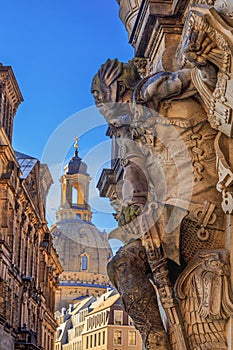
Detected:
left=74, top=136, right=79, bottom=150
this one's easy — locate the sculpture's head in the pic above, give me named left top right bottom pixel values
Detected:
left=91, top=58, right=140, bottom=125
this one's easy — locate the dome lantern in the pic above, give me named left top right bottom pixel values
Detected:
left=57, top=137, right=91, bottom=222
left=67, top=137, right=88, bottom=175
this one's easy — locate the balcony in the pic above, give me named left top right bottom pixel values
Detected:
left=96, top=169, right=116, bottom=198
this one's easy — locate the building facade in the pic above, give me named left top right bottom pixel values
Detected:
left=54, top=296, right=96, bottom=350
left=83, top=293, right=142, bottom=350
left=51, top=141, right=113, bottom=311
left=54, top=291, right=142, bottom=350
left=0, top=64, right=63, bottom=350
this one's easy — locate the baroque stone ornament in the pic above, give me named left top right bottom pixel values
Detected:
left=181, top=5, right=233, bottom=218
left=92, top=4, right=233, bottom=350
left=175, top=250, right=233, bottom=350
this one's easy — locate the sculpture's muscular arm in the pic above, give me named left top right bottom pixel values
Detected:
left=139, top=68, right=196, bottom=105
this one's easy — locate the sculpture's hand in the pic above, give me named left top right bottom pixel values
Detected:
left=184, top=27, right=218, bottom=88
left=184, top=28, right=217, bottom=67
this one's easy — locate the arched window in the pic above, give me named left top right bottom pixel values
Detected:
left=72, top=186, right=78, bottom=204
left=81, top=255, right=88, bottom=271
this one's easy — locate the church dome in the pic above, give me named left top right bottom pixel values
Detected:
left=51, top=218, right=112, bottom=275
left=51, top=138, right=113, bottom=311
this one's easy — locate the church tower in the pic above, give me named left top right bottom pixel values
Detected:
left=57, top=137, right=92, bottom=222
left=51, top=139, right=113, bottom=311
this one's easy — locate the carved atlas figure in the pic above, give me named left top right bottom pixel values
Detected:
left=92, top=5, right=233, bottom=350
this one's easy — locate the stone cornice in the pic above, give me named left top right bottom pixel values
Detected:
left=0, top=66, right=23, bottom=112
left=130, top=0, right=187, bottom=55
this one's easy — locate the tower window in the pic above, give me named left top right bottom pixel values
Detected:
left=81, top=255, right=88, bottom=271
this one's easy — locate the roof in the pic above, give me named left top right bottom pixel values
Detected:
left=56, top=318, right=72, bottom=342
left=90, top=289, right=117, bottom=309
left=52, top=218, right=111, bottom=249
left=66, top=150, right=88, bottom=175
left=70, top=296, right=95, bottom=315
left=88, top=293, right=120, bottom=316
left=73, top=295, right=89, bottom=301
left=15, top=151, right=38, bottom=179
left=51, top=218, right=112, bottom=274
left=60, top=282, right=110, bottom=289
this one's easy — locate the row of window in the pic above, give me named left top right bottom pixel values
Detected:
left=74, top=309, right=88, bottom=324
left=114, top=330, right=136, bottom=346
left=62, top=341, right=82, bottom=350
left=87, top=310, right=134, bottom=331
left=85, top=330, right=137, bottom=349
left=62, top=274, right=107, bottom=282
left=74, top=324, right=84, bottom=337
left=86, top=330, right=105, bottom=348
left=87, top=311, right=109, bottom=330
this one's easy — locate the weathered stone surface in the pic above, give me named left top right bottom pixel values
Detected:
left=92, top=1, right=233, bottom=349
left=0, top=64, right=63, bottom=350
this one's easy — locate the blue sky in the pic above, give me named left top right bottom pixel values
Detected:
left=0, top=1, right=133, bottom=246
left=0, top=0, right=132, bottom=157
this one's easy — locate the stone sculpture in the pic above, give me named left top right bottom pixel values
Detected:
left=92, top=4, right=233, bottom=350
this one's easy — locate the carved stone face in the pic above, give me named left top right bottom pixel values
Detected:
left=91, top=59, right=139, bottom=126
left=92, top=77, right=117, bottom=117
left=92, top=79, right=132, bottom=126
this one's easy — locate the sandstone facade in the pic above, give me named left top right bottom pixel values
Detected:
left=0, top=64, right=63, bottom=350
